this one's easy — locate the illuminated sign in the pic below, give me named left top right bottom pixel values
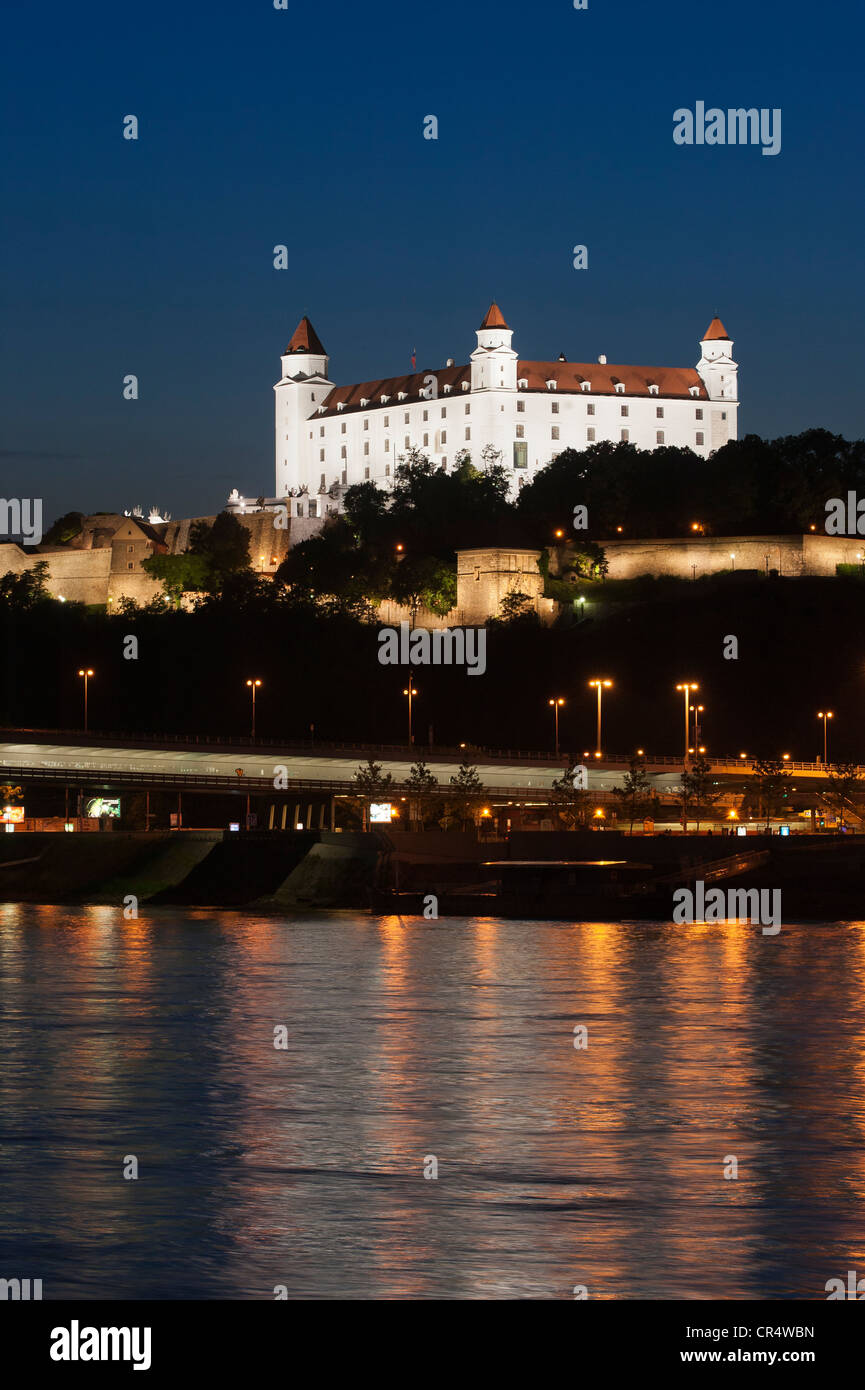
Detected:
left=369, top=803, right=393, bottom=823
left=1, top=806, right=24, bottom=823
left=85, top=797, right=120, bottom=819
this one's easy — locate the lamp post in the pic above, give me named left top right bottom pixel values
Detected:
left=588, top=679, right=612, bottom=756
left=690, top=702, right=704, bottom=748
left=548, top=697, right=565, bottom=756
left=246, top=679, right=262, bottom=739
left=403, top=682, right=418, bottom=747
left=817, top=710, right=833, bottom=765
left=77, top=669, right=94, bottom=732
left=676, top=683, right=698, bottom=760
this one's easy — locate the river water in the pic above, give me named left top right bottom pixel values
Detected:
left=0, top=905, right=863, bottom=1300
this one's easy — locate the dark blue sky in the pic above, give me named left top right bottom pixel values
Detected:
left=2, top=0, right=861, bottom=524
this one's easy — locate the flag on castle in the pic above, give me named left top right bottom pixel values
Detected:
left=410, top=347, right=416, bottom=369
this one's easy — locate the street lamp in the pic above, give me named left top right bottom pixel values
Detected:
left=817, top=710, right=834, bottom=765
left=676, top=683, right=698, bottom=760
left=245, top=678, right=262, bottom=738
left=403, top=683, right=418, bottom=747
left=548, top=697, right=565, bottom=756
left=689, top=702, right=704, bottom=748
left=77, top=668, right=94, bottom=732
left=588, top=679, right=612, bottom=756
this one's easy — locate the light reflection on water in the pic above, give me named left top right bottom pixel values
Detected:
left=0, top=906, right=864, bottom=1299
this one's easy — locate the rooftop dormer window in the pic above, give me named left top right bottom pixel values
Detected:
left=518, top=378, right=528, bottom=389
left=689, top=385, right=701, bottom=398
left=360, top=397, right=369, bottom=407
left=648, top=383, right=659, bottom=395
left=397, top=391, right=407, bottom=401
left=443, top=384, right=452, bottom=394
left=461, top=381, right=470, bottom=391
left=546, top=379, right=556, bottom=390
left=580, top=381, right=591, bottom=392
left=381, top=394, right=390, bottom=404
left=337, top=401, right=345, bottom=411
left=614, top=382, right=625, bottom=394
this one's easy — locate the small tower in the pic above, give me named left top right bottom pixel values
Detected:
left=696, top=316, right=738, bottom=401
left=471, top=302, right=518, bottom=392
left=274, top=317, right=332, bottom=498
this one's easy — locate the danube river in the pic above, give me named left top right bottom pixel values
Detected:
left=1, top=906, right=863, bottom=1300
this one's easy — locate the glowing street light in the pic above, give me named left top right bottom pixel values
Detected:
left=588, top=679, right=612, bottom=756
left=403, top=682, right=419, bottom=747
left=77, top=668, right=94, bottom=732
left=245, top=678, right=262, bottom=738
left=817, top=710, right=834, bottom=765
left=548, top=696, right=565, bottom=756
left=676, top=682, right=698, bottom=760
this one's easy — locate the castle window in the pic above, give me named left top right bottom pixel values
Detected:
left=404, top=436, right=410, bottom=448
left=513, top=441, right=528, bottom=469
left=546, top=380, right=556, bottom=390
left=551, top=402, right=559, bottom=414
left=689, top=386, right=700, bottom=398
left=127, top=561, right=134, bottom=570
left=319, top=449, right=325, bottom=462
left=309, top=431, right=313, bottom=440
left=385, top=439, right=390, bottom=451
left=465, top=403, right=470, bottom=414
left=721, top=411, right=727, bottom=420
left=587, top=403, right=595, bottom=416
left=461, top=381, right=469, bottom=391
left=127, top=544, right=134, bottom=552
left=384, top=415, right=389, bottom=426
left=551, top=426, right=560, bottom=440
left=423, top=409, right=428, bottom=422
left=621, top=429, right=629, bottom=442
left=364, top=442, right=369, bottom=456
left=337, top=402, right=345, bottom=411
left=341, top=470, right=347, bottom=484
left=398, top=393, right=407, bottom=402
left=340, top=445, right=347, bottom=459
left=517, top=400, right=525, bottom=413
left=615, top=383, right=625, bottom=394
left=518, top=378, right=528, bottom=389
left=465, top=427, right=471, bottom=440
left=656, top=431, right=665, bottom=444
left=621, top=405, right=629, bottom=417
left=364, top=467, right=370, bottom=479
left=441, top=457, right=447, bottom=468
left=423, top=433, right=429, bottom=446
left=360, top=397, right=368, bottom=407
left=363, top=418, right=369, bottom=430
left=385, top=463, right=390, bottom=476
left=695, top=408, right=703, bottom=420
left=587, top=428, right=596, bottom=442
left=320, top=473, right=326, bottom=487
left=441, top=406, right=447, bottom=417
left=311, top=394, right=315, bottom=402
left=443, top=384, right=452, bottom=394
left=648, top=384, right=659, bottom=395
left=309, top=501, right=317, bottom=518
left=441, top=430, right=447, bottom=444
left=516, top=424, right=525, bottom=438
left=341, top=421, right=346, bottom=433
left=381, top=395, right=390, bottom=404
left=404, top=412, right=409, bottom=423
left=656, top=406, right=664, bottom=419
left=696, top=432, right=705, bottom=445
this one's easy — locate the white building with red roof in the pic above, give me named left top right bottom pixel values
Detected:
left=271, top=305, right=738, bottom=517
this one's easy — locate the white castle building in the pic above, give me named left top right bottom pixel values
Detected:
left=270, top=304, right=738, bottom=518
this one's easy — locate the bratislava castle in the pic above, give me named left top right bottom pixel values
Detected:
left=273, top=304, right=738, bottom=517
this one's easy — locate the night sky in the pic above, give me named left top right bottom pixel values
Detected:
left=2, top=0, right=861, bottom=524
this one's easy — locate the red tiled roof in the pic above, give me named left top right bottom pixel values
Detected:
left=286, top=316, right=327, bottom=355
left=479, top=301, right=509, bottom=330
left=517, top=361, right=707, bottom=398
left=702, top=316, right=730, bottom=341
left=316, top=360, right=706, bottom=416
